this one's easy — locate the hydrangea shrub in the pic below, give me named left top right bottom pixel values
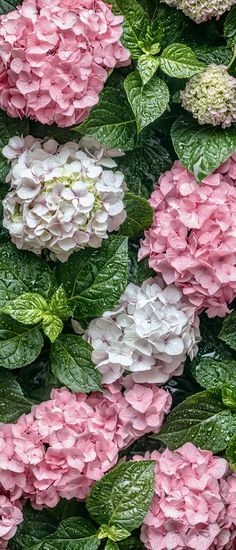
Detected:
left=0, top=0, right=236, bottom=549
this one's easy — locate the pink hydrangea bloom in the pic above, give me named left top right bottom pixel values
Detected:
left=0, top=0, right=130, bottom=127
left=139, top=158, right=236, bottom=317
left=0, top=382, right=171, bottom=512
left=0, top=495, right=22, bottom=548
left=134, top=444, right=236, bottom=550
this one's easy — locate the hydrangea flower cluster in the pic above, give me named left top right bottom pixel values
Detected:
left=2, top=136, right=126, bottom=261
left=85, top=277, right=200, bottom=384
left=181, top=65, right=236, bottom=128
left=0, top=382, right=171, bottom=510
left=135, top=444, right=236, bottom=550
left=0, top=0, right=130, bottom=127
left=139, top=159, right=236, bottom=317
left=163, top=0, right=235, bottom=23
left=0, top=496, right=22, bottom=549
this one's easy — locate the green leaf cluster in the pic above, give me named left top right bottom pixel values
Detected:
left=0, top=236, right=130, bottom=412
left=12, top=461, right=154, bottom=550
left=155, top=314, right=236, bottom=469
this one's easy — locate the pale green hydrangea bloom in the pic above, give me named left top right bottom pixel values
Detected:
left=181, top=65, right=236, bottom=128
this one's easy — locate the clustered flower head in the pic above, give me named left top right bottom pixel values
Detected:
left=163, top=0, right=235, bottom=23
left=0, top=382, right=171, bottom=511
left=181, top=65, right=236, bottom=128
left=0, top=0, right=130, bottom=127
left=0, top=495, right=22, bottom=549
left=134, top=443, right=236, bottom=550
left=85, top=277, right=200, bottom=384
left=2, top=135, right=127, bottom=261
left=139, top=159, right=236, bottom=317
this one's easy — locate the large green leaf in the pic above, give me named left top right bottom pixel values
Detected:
left=116, top=135, right=171, bottom=198
left=192, top=357, right=236, bottom=390
left=87, top=461, right=155, bottom=531
left=9, top=505, right=58, bottom=550
left=0, top=314, right=44, bottom=369
left=193, top=45, right=232, bottom=66
left=119, top=193, right=153, bottom=237
left=156, top=390, right=236, bottom=453
left=109, top=0, right=149, bottom=58
left=171, top=116, right=236, bottom=182
left=150, top=4, right=187, bottom=48
left=27, top=517, right=100, bottom=550
left=124, top=72, right=169, bottom=133
left=224, top=5, right=236, bottom=47
left=0, top=243, right=57, bottom=308
left=0, top=369, right=33, bottom=422
left=2, top=293, right=48, bottom=325
left=0, top=111, right=29, bottom=181
left=51, top=334, right=102, bottom=393
left=219, top=311, right=236, bottom=351
left=56, top=236, right=128, bottom=322
left=160, top=43, right=205, bottom=78
left=74, top=84, right=137, bottom=151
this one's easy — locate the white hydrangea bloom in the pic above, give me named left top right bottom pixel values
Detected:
left=2, top=136, right=127, bottom=262
left=163, top=0, right=235, bottom=24
left=85, top=277, right=201, bottom=384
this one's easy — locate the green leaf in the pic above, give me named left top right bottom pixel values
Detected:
left=0, top=242, right=57, bottom=308
left=124, top=71, right=169, bottom=133
left=105, top=542, right=119, bottom=550
left=119, top=192, right=153, bottom=237
left=171, top=116, right=236, bottom=182
left=87, top=461, right=155, bottom=531
left=51, top=334, right=102, bottom=393
left=0, top=315, right=44, bottom=369
left=2, top=293, right=48, bottom=325
left=160, top=43, right=206, bottom=78
left=192, top=357, right=236, bottom=390
left=74, top=84, right=137, bottom=151
left=221, top=385, right=236, bottom=409
left=118, top=538, right=144, bottom=550
left=224, top=5, right=236, bottom=47
left=0, top=369, right=33, bottom=422
left=138, top=0, right=157, bottom=18
left=109, top=0, right=149, bottom=58
left=151, top=4, right=187, bottom=49
left=138, top=55, right=160, bottom=85
left=219, top=311, right=236, bottom=351
left=56, top=236, right=128, bottom=323
left=49, top=286, right=71, bottom=320
left=29, top=121, right=82, bottom=144
left=226, top=434, right=236, bottom=471
left=116, top=136, right=171, bottom=198
left=0, top=0, right=19, bottom=13
left=27, top=517, right=100, bottom=550
left=128, top=244, right=154, bottom=286
left=157, top=390, right=236, bottom=453
left=98, top=525, right=131, bottom=542
left=42, top=315, right=63, bottom=343
left=0, top=111, right=29, bottom=181
left=9, top=505, right=58, bottom=550
left=193, top=45, right=232, bottom=66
